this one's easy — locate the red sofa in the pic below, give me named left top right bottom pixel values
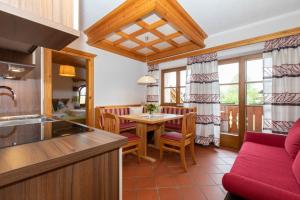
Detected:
left=223, top=122, right=300, bottom=200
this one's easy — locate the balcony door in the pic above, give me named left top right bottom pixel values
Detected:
left=219, top=54, right=263, bottom=148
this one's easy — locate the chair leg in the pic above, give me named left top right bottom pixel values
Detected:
left=180, top=146, right=187, bottom=172
left=137, top=143, right=141, bottom=163
left=160, top=141, right=164, bottom=161
left=189, top=142, right=197, bottom=165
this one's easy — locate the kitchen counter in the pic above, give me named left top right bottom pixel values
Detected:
left=0, top=126, right=127, bottom=199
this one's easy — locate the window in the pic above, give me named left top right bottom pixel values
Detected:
left=246, top=59, right=264, bottom=105
left=219, top=62, right=239, bottom=105
left=78, top=85, right=86, bottom=106
left=161, top=66, right=186, bottom=105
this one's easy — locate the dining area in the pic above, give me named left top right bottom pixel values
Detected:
left=96, top=105, right=197, bottom=171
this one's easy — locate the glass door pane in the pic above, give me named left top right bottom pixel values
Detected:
left=246, top=58, right=264, bottom=132
left=219, top=62, right=239, bottom=135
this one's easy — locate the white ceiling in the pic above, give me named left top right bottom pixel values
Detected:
left=80, top=0, right=300, bottom=36
left=178, top=0, right=300, bottom=35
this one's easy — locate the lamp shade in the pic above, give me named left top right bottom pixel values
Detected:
left=59, top=65, right=76, bottom=77
left=137, top=75, right=156, bottom=84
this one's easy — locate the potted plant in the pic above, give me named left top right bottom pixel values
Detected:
left=145, top=104, right=158, bottom=115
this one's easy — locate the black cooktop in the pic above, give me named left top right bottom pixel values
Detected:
left=0, top=121, right=94, bottom=149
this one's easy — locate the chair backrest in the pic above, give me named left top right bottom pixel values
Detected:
left=103, top=113, right=120, bottom=134
left=181, top=112, right=196, bottom=140
left=161, top=106, right=196, bottom=126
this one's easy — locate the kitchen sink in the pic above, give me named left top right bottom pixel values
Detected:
left=0, top=115, right=56, bottom=127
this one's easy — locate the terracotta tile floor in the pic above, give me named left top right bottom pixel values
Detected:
left=122, top=145, right=238, bottom=200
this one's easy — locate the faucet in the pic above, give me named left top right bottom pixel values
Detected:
left=0, top=86, right=16, bottom=100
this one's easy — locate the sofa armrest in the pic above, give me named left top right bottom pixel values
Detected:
left=244, top=131, right=286, bottom=147
left=223, top=173, right=300, bottom=200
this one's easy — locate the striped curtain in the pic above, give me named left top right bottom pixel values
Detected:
left=263, top=34, right=300, bottom=134
left=187, top=53, right=221, bottom=146
left=146, top=64, right=160, bottom=104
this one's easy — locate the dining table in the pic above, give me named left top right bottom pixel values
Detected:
left=119, top=113, right=183, bottom=162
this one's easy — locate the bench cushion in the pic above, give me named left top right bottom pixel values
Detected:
left=121, top=132, right=140, bottom=141
left=161, top=131, right=182, bottom=141
left=120, top=122, right=136, bottom=130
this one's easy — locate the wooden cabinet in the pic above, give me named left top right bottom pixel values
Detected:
left=0, top=0, right=77, bottom=29
left=0, top=149, right=120, bottom=200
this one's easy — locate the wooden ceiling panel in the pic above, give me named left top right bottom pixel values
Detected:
left=84, top=0, right=207, bottom=62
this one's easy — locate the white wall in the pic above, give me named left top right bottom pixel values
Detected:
left=69, top=36, right=147, bottom=106
left=205, top=10, right=300, bottom=48
left=68, top=1, right=147, bottom=106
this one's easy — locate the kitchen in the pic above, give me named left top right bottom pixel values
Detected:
left=0, top=1, right=126, bottom=200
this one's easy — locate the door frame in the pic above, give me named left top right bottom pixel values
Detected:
left=43, top=47, right=96, bottom=127
left=219, top=53, right=262, bottom=148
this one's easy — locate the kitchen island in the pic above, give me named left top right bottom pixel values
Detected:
left=0, top=125, right=127, bottom=200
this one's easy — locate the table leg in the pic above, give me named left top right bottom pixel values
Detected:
left=154, top=123, right=164, bottom=149
left=136, top=123, right=156, bottom=162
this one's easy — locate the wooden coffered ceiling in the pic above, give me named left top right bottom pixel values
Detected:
left=84, top=0, right=207, bottom=62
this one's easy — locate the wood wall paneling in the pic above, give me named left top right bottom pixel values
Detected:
left=0, top=48, right=41, bottom=116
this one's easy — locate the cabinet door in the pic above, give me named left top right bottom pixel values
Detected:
left=53, top=0, right=74, bottom=28
left=0, top=0, right=18, bottom=7
left=0, top=0, right=75, bottom=29
left=0, top=166, right=73, bottom=200
left=72, top=150, right=120, bottom=200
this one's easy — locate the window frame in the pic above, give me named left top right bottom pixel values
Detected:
left=161, top=66, right=187, bottom=106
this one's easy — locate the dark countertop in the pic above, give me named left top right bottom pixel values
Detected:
left=0, top=128, right=127, bottom=187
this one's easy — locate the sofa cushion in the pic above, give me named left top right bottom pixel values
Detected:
left=285, top=118, right=300, bottom=159
left=161, top=131, right=182, bottom=141
left=293, top=152, right=300, bottom=185
left=229, top=142, right=300, bottom=194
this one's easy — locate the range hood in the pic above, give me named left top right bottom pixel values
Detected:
left=0, top=60, right=35, bottom=80
left=0, top=3, right=79, bottom=53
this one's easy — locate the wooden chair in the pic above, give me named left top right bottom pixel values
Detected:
left=103, top=113, right=141, bottom=161
left=159, top=112, right=197, bottom=172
